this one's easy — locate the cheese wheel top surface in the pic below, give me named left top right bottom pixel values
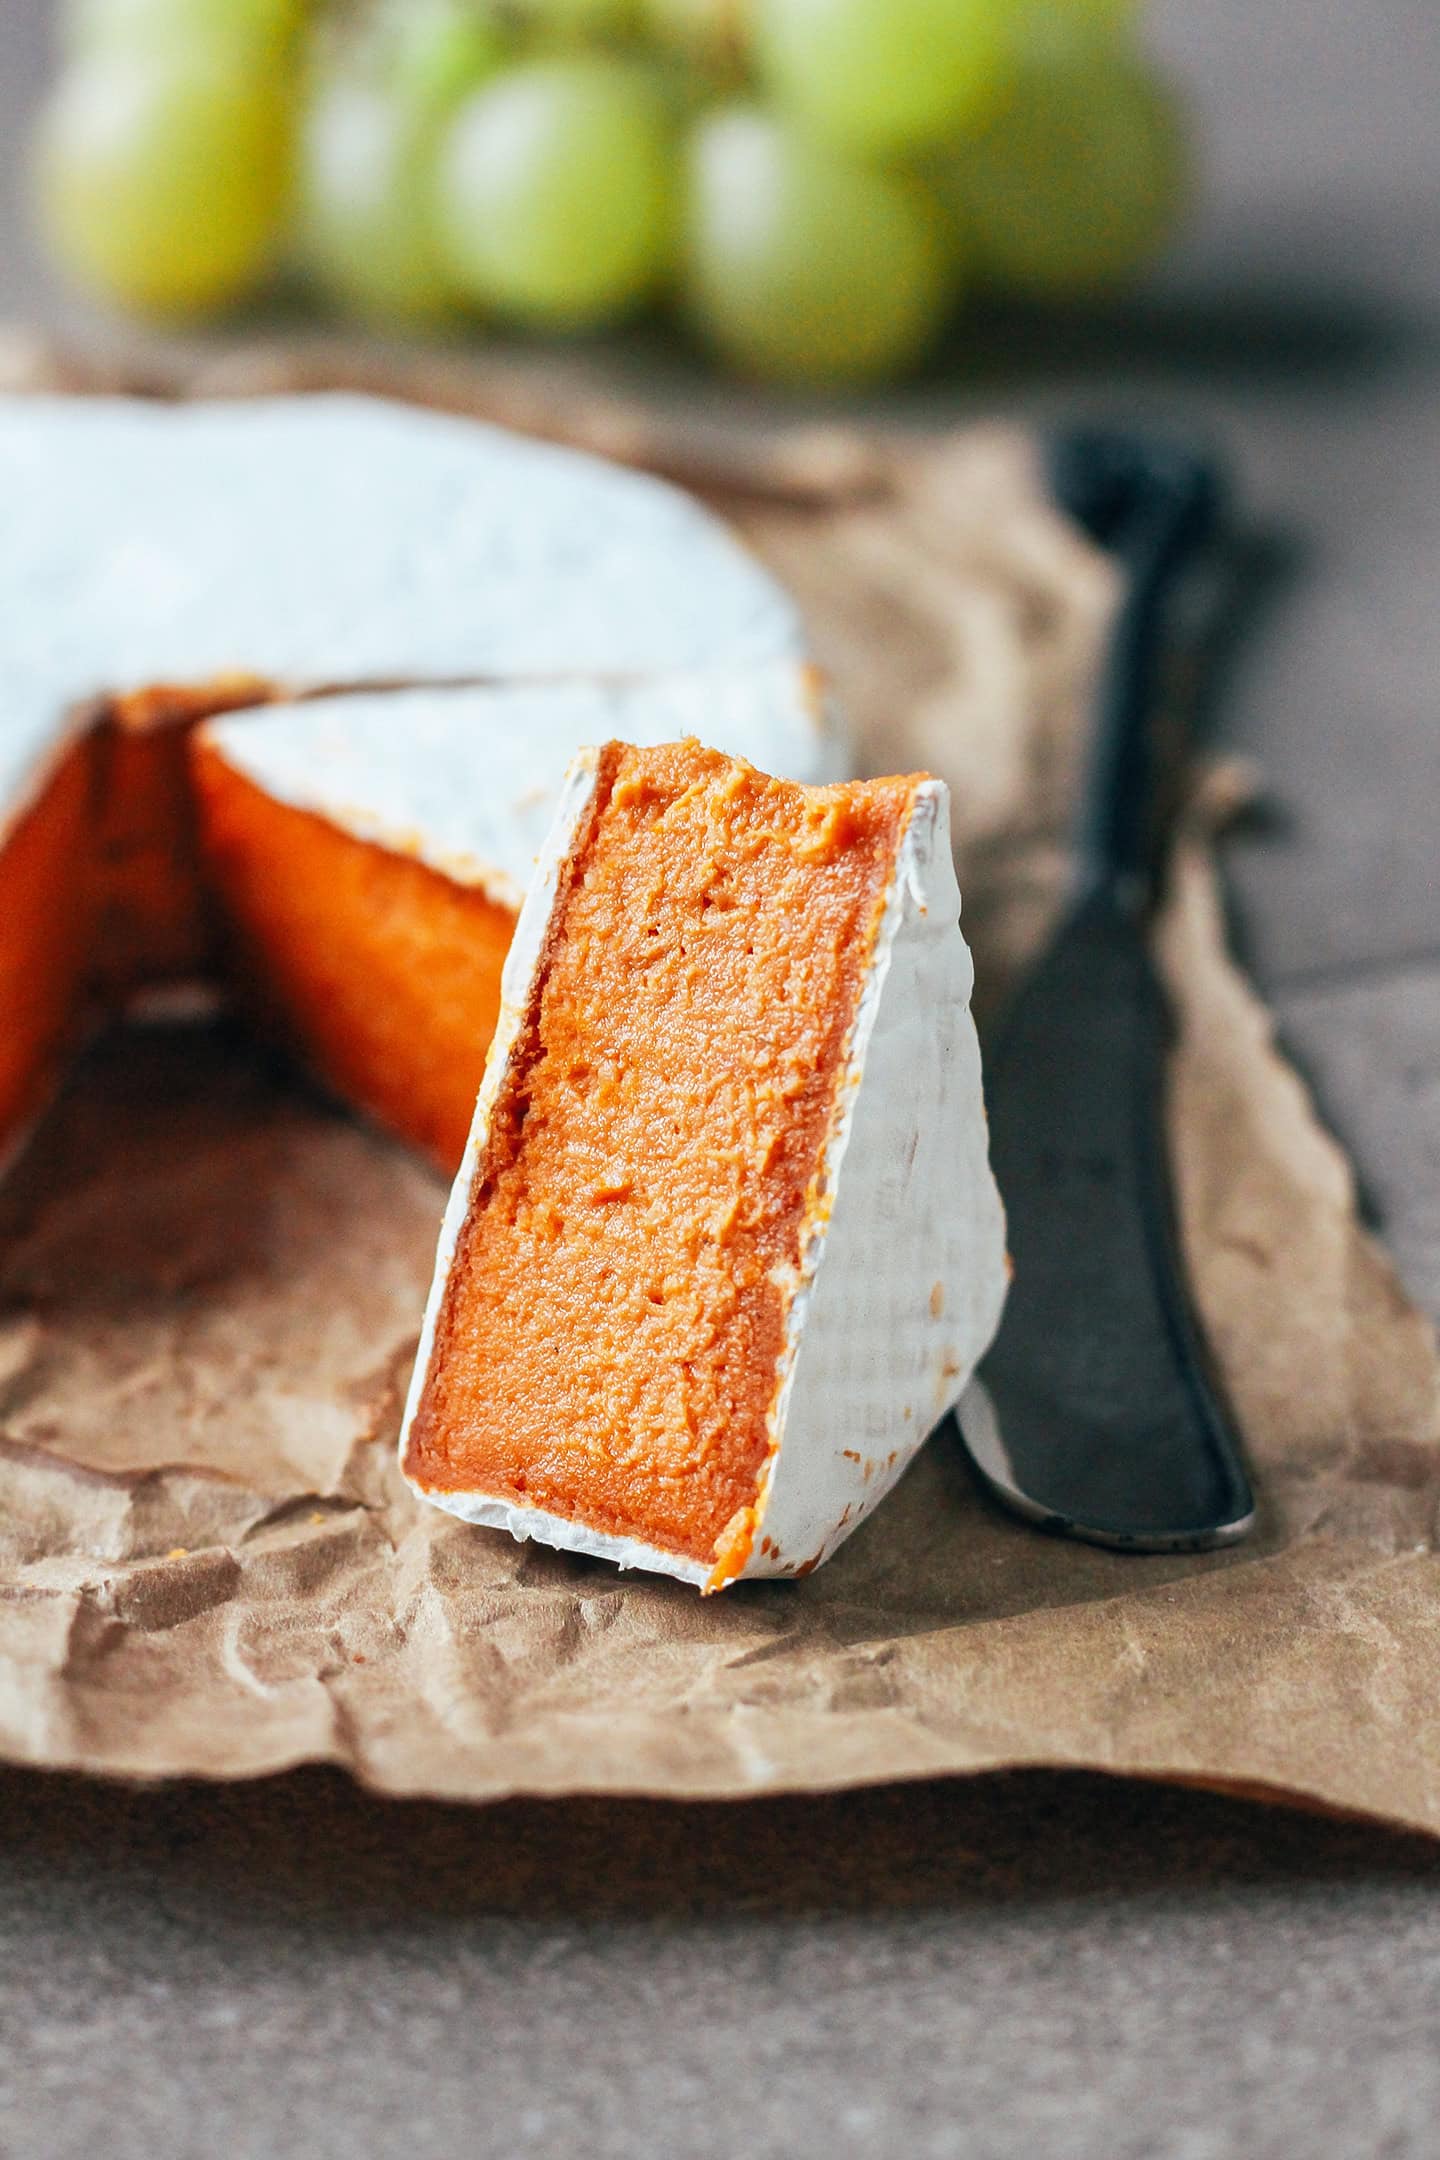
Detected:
left=0, top=394, right=802, bottom=821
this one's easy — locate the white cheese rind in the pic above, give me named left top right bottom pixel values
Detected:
left=399, top=762, right=1007, bottom=1590
left=411, top=1486, right=710, bottom=1591
left=735, top=780, right=1008, bottom=1581
left=200, top=666, right=845, bottom=912
left=0, top=393, right=802, bottom=841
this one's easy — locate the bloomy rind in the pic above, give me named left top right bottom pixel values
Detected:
left=413, top=1485, right=711, bottom=1589
left=0, top=393, right=806, bottom=852
left=729, top=779, right=1008, bottom=1584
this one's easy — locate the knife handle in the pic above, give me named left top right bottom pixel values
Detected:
left=1049, top=430, right=1223, bottom=908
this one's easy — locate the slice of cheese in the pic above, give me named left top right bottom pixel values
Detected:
left=0, top=394, right=819, bottom=1166
left=399, top=739, right=1007, bottom=1590
left=193, top=669, right=843, bottom=1169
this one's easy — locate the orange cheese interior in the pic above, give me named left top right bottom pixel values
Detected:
left=90, top=682, right=269, bottom=998
left=403, top=740, right=914, bottom=1571
left=192, top=745, right=517, bottom=1172
left=0, top=693, right=522, bottom=1175
left=0, top=741, right=97, bottom=1153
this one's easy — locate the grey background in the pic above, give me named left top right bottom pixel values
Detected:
left=2, top=3, right=1439, bottom=2154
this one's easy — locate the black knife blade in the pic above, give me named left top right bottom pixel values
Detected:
left=954, top=429, right=1255, bottom=1551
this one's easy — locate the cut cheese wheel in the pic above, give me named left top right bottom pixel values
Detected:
left=399, top=739, right=1007, bottom=1590
left=194, top=669, right=841, bottom=1169
left=0, top=395, right=825, bottom=1167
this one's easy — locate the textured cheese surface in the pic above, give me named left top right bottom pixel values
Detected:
left=203, top=668, right=845, bottom=908
left=400, top=757, right=1007, bottom=1588
left=0, top=394, right=802, bottom=826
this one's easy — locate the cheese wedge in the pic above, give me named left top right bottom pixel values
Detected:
left=0, top=394, right=822, bottom=1168
left=400, top=740, right=1007, bottom=1590
left=193, top=669, right=841, bottom=1168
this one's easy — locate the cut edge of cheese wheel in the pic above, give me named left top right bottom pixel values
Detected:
left=0, top=662, right=844, bottom=1179
left=399, top=738, right=1008, bottom=1590
left=0, top=734, right=96, bottom=1173
left=193, top=667, right=842, bottom=1171
left=0, top=678, right=274, bottom=1170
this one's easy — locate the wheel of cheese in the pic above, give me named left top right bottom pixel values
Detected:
left=0, top=394, right=842, bottom=1168
left=400, top=740, right=1007, bottom=1589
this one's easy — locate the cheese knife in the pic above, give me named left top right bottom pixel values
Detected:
left=953, top=427, right=1256, bottom=1551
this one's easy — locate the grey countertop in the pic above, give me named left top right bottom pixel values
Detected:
left=2, top=4, right=1439, bottom=2154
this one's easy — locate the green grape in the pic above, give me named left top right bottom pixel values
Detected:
left=640, top=0, right=750, bottom=77
left=297, top=0, right=503, bottom=325
left=63, top=0, right=306, bottom=57
left=498, top=0, right=641, bottom=39
left=298, top=81, right=456, bottom=325
left=1050, top=0, right=1139, bottom=25
left=382, top=0, right=508, bottom=113
left=33, top=47, right=292, bottom=317
left=681, top=106, right=952, bottom=387
left=433, top=57, right=676, bottom=330
left=754, top=0, right=1012, bottom=158
left=941, top=32, right=1188, bottom=296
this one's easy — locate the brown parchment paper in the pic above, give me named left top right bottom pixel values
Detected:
left=1, top=335, right=1438, bottom=1830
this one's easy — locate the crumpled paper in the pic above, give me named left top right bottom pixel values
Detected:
left=1, top=337, right=1437, bottom=1830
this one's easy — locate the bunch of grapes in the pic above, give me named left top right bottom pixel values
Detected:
left=34, top=0, right=1190, bottom=388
